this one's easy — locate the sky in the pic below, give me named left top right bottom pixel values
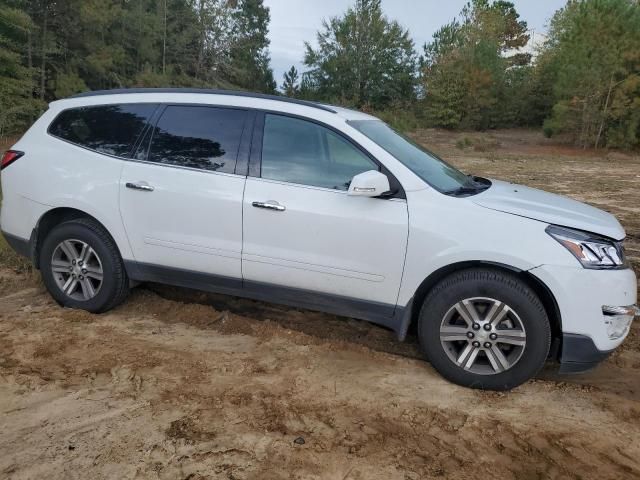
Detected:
left=264, top=0, right=567, bottom=87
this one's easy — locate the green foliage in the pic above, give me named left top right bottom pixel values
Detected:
left=53, top=72, right=88, bottom=98
left=420, top=0, right=531, bottom=129
left=607, top=70, right=640, bottom=149
left=303, top=0, right=417, bottom=109
left=539, top=0, right=640, bottom=149
left=373, top=106, right=427, bottom=132
left=0, top=0, right=44, bottom=135
left=228, top=0, right=277, bottom=93
left=0, top=0, right=280, bottom=135
left=0, top=0, right=639, bottom=151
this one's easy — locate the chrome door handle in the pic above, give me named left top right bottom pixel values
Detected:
left=126, top=182, right=154, bottom=192
left=252, top=200, right=286, bottom=212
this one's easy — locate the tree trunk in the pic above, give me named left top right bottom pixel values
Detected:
left=136, top=0, right=142, bottom=73
left=27, top=29, right=32, bottom=70
left=196, top=0, right=206, bottom=80
left=595, top=74, right=614, bottom=150
left=579, top=99, right=589, bottom=149
left=162, top=0, right=167, bottom=75
left=27, top=28, right=34, bottom=95
left=40, top=6, right=48, bottom=100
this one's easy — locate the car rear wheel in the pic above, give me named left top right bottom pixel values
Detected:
left=418, top=268, right=551, bottom=390
left=41, top=218, right=129, bottom=313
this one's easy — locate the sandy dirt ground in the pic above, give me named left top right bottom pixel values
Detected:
left=1, top=129, right=639, bottom=479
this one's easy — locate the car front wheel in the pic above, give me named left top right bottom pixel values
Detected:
left=418, top=268, right=551, bottom=390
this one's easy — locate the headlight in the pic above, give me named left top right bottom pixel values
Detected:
left=546, top=225, right=628, bottom=269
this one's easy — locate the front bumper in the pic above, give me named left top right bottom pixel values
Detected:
left=559, top=333, right=615, bottom=373
left=529, top=264, right=637, bottom=372
left=559, top=304, right=638, bottom=372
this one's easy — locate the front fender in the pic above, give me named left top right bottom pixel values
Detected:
left=398, top=189, right=575, bottom=306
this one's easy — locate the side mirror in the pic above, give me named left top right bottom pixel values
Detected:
left=347, top=170, right=391, bottom=197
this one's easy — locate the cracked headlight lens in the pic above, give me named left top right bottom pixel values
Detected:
left=546, top=225, right=628, bottom=269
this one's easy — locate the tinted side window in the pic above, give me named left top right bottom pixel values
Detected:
left=147, top=106, right=246, bottom=174
left=49, top=104, right=157, bottom=157
left=261, top=114, right=377, bottom=190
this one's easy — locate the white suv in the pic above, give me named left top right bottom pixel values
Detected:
left=1, top=89, right=637, bottom=390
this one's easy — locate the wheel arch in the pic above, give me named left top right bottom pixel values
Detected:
left=400, top=261, right=562, bottom=352
left=33, top=207, right=118, bottom=269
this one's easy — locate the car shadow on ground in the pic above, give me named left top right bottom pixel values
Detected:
left=147, top=283, right=422, bottom=359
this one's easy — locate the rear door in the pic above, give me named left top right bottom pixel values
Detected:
left=242, top=113, right=409, bottom=314
left=119, top=105, right=252, bottom=282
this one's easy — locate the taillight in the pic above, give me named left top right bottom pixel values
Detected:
left=1, top=150, right=24, bottom=170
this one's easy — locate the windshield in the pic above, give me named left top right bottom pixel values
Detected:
left=348, top=120, right=474, bottom=193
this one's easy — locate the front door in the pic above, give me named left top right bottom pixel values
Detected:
left=242, top=113, right=408, bottom=313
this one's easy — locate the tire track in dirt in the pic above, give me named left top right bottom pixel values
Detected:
left=1, top=281, right=639, bottom=479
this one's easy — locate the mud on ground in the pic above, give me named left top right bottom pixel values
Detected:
left=1, top=129, right=639, bottom=479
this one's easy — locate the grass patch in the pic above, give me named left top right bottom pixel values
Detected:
left=455, top=136, right=473, bottom=150
left=0, top=232, right=32, bottom=272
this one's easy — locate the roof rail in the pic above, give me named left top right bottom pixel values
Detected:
left=69, top=88, right=338, bottom=114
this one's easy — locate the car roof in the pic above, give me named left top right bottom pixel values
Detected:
left=62, top=88, right=376, bottom=121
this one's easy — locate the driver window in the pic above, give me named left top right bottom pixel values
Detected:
left=261, top=114, right=377, bottom=190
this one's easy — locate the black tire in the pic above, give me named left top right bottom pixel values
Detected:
left=40, top=218, right=129, bottom=313
left=418, top=268, right=550, bottom=390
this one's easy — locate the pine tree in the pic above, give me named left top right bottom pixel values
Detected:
left=0, top=0, right=42, bottom=135
left=539, top=0, right=640, bottom=148
left=421, top=0, right=530, bottom=129
left=281, top=66, right=300, bottom=97
left=303, top=0, right=417, bottom=108
left=228, top=0, right=276, bottom=93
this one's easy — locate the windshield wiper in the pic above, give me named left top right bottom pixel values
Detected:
left=443, top=178, right=490, bottom=197
left=443, top=186, right=482, bottom=196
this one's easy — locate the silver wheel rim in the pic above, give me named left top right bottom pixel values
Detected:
left=51, top=239, right=103, bottom=301
left=440, top=297, right=527, bottom=375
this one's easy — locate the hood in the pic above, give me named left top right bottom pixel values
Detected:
left=472, top=179, right=625, bottom=240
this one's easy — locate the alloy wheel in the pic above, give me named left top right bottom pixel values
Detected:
left=51, top=239, right=104, bottom=301
left=439, top=297, right=527, bottom=375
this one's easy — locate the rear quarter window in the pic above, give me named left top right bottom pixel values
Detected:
left=48, top=104, right=157, bottom=157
